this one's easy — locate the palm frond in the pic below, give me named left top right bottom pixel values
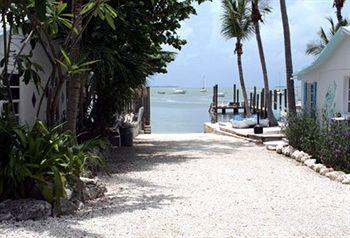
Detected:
left=305, top=41, right=324, bottom=56
left=221, top=0, right=253, bottom=41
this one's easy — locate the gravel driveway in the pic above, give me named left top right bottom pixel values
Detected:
left=1, top=133, right=350, bottom=237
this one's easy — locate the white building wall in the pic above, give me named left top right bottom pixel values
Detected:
left=0, top=33, right=66, bottom=125
left=300, top=37, right=350, bottom=116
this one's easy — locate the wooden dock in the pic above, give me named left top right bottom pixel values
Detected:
left=209, top=103, right=244, bottom=114
left=209, top=84, right=288, bottom=119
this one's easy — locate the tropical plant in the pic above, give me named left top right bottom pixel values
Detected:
left=333, top=0, right=346, bottom=25
left=319, top=120, right=350, bottom=173
left=279, top=0, right=296, bottom=113
left=250, top=0, right=278, bottom=125
left=0, top=114, right=106, bottom=206
left=283, top=110, right=350, bottom=173
left=306, top=17, right=349, bottom=56
left=221, top=0, right=253, bottom=116
left=282, top=111, right=321, bottom=157
left=80, top=0, right=207, bottom=133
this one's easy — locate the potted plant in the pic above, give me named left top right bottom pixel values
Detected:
left=118, top=110, right=135, bottom=147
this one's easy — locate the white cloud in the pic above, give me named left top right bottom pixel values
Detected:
left=152, top=0, right=350, bottom=88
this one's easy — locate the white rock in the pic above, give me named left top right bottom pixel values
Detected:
left=296, top=152, right=308, bottom=162
left=281, top=147, right=289, bottom=156
left=276, top=145, right=284, bottom=154
left=312, top=164, right=326, bottom=173
left=335, top=171, right=347, bottom=182
left=341, top=175, right=350, bottom=184
left=282, top=146, right=295, bottom=157
left=266, top=145, right=276, bottom=151
left=299, top=154, right=312, bottom=163
left=304, top=159, right=316, bottom=167
left=319, top=167, right=334, bottom=176
left=325, top=171, right=347, bottom=182
left=291, top=150, right=300, bottom=160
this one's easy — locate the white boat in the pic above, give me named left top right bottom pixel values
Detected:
left=173, top=89, right=186, bottom=94
left=218, top=92, right=225, bottom=97
left=200, top=77, right=207, bottom=92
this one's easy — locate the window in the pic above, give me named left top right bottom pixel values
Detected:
left=9, top=74, right=20, bottom=119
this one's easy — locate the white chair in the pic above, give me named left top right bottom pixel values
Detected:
left=132, top=107, right=144, bottom=137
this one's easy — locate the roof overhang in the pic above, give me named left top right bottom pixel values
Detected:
left=295, top=26, right=350, bottom=79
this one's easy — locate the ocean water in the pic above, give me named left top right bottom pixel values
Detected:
left=151, top=87, right=242, bottom=133
left=150, top=86, right=300, bottom=133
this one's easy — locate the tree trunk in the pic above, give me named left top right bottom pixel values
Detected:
left=236, top=38, right=251, bottom=116
left=253, top=21, right=278, bottom=126
left=334, top=0, right=344, bottom=24
left=279, top=0, right=296, bottom=113
left=66, top=0, right=83, bottom=134
left=336, top=6, right=343, bottom=24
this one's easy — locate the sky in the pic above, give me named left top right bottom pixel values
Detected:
left=149, top=0, right=350, bottom=89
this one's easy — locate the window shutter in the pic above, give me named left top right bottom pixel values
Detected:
left=313, top=82, right=317, bottom=110
left=303, top=82, right=308, bottom=109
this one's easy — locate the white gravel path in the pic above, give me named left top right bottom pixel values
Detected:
left=1, top=133, right=350, bottom=237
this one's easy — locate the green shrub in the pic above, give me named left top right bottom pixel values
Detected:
left=0, top=115, right=106, bottom=205
left=282, top=111, right=321, bottom=157
left=283, top=110, right=350, bottom=172
left=319, top=121, right=350, bottom=173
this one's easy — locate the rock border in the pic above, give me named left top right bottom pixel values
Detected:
left=0, top=176, right=107, bottom=222
left=271, top=144, right=350, bottom=185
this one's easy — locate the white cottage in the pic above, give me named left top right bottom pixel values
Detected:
left=0, top=29, right=66, bottom=125
left=296, top=26, right=350, bottom=118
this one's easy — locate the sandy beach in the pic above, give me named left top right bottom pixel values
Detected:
left=1, top=133, right=350, bottom=237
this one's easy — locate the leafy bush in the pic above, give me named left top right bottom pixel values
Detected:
left=319, top=121, right=350, bottom=173
left=282, top=111, right=321, bottom=157
left=283, top=110, right=350, bottom=172
left=0, top=115, right=105, bottom=205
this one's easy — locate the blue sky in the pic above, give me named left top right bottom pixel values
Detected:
left=149, top=0, right=350, bottom=88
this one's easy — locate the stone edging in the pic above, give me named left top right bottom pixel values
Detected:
left=270, top=144, right=350, bottom=185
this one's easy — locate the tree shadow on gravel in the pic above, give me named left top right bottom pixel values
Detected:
left=0, top=175, right=181, bottom=238
left=0, top=136, right=251, bottom=237
left=105, top=136, right=252, bottom=174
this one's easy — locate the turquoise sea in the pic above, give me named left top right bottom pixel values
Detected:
left=150, top=86, right=301, bottom=133
left=151, top=87, right=258, bottom=133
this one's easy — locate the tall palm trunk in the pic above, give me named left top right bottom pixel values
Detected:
left=253, top=22, right=278, bottom=125
left=334, top=0, right=345, bottom=24
left=236, top=39, right=251, bottom=116
left=279, top=0, right=296, bottom=113
left=251, top=1, right=278, bottom=126
left=66, top=0, right=83, bottom=134
left=336, top=6, right=343, bottom=24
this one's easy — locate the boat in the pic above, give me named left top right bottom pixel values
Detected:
left=230, top=114, right=269, bottom=128
left=157, top=91, right=166, bottom=94
left=218, top=92, right=225, bottom=97
left=173, top=89, right=186, bottom=94
left=200, top=77, right=207, bottom=92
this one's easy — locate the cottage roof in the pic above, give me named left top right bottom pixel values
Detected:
left=295, top=26, right=350, bottom=78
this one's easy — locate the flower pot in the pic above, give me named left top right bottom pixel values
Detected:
left=119, top=127, right=134, bottom=147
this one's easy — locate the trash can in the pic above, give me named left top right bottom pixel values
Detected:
left=120, top=127, right=134, bottom=147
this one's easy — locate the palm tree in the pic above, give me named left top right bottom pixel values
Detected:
left=221, top=0, right=253, bottom=116
left=251, top=0, right=278, bottom=126
left=66, top=0, right=83, bottom=134
left=279, top=0, right=296, bottom=113
left=306, top=17, right=348, bottom=56
left=333, top=0, right=346, bottom=25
